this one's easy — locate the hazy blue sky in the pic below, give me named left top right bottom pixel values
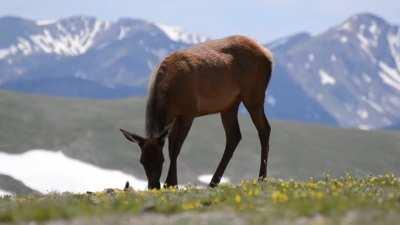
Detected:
left=1, top=0, right=399, bottom=42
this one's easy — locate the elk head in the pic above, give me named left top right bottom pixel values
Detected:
left=119, top=127, right=170, bottom=189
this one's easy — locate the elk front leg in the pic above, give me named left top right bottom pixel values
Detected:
left=164, top=117, right=193, bottom=187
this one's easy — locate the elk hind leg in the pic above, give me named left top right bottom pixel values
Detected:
left=245, top=104, right=271, bottom=180
left=210, top=103, right=241, bottom=187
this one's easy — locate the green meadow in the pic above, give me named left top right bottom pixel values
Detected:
left=1, top=174, right=400, bottom=224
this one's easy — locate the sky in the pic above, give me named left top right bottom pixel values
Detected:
left=1, top=0, right=399, bottom=43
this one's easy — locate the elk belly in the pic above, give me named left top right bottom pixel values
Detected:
left=195, top=77, right=240, bottom=115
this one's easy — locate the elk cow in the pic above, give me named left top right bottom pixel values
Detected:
left=120, top=35, right=274, bottom=189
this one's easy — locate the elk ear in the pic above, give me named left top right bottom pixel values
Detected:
left=157, top=122, right=174, bottom=141
left=120, top=129, right=145, bottom=145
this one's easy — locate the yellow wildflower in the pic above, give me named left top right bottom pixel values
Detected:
left=235, top=195, right=241, bottom=203
left=312, top=191, right=324, bottom=200
left=182, top=201, right=200, bottom=210
left=271, top=191, right=288, bottom=203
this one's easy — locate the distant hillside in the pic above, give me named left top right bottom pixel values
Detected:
left=269, top=13, right=400, bottom=129
left=1, top=90, right=399, bottom=193
left=1, top=77, right=146, bottom=98
left=0, top=16, right=189, bottom=96
left=0, top=174, right=37, bottom=195
left=387, top=122, right=400, bottom=130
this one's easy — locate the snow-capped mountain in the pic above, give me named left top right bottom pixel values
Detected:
left=0, top=16, right=111, bottom=59
left=156, top=23, right=209, bottom=44
left=0, top=16, right=194, bottom=95
left=0, top=16, right=208, bottom=59
left=269, top=13, right=400, bottom=129
left=0, top=13, right=399, bottom=129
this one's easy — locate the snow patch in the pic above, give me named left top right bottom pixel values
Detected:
left=36, top=19, right=56, bottom=26
left=369, top=22, right=379, bottom=35
left=0, top=49, right=10, bottom=60
left=308, top=53, right=315, bottom=62
left=364, top=99, right=384, bottom=113
left=357, top=33, right=376, bottom=62
left=0, top=189, right=13, bottom=196
left=330, top=54, right=337, bottom=62
left=38, top=21, right=104, bottom=55
left=358, top=125, right=371, bottom=130
left=0, top=149, right=147, bottom=193
left=0, top=45, right=18, bottom=60
left=156, top=23, right=208, bottom=44
left=356, top=23, right=380, bottom=62
left=388, top=31, right=400, bottom=71
left=118, top=26, right=131, bottom=40
left=360, top=92, right=384, bottom=115
left=319, top=69, right=336, bottom=86
left=340, top=22, right=352, bottom=31
left=357, top=109, right=369, bottom=119
left=379, top=61, right=400, bottom=91
left=340, top=36, right=348, bottom=43
left=198, top=174, right=230, bottom=184
left=1, top=19, right=111, bottom=58
left=16, top=38, right=33, bottom=55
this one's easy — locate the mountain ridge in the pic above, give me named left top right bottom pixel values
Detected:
left=268, top=13, right=400, bottom=129
left=0, top=13, right=399, bottom=129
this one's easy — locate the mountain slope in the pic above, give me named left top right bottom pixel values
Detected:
left=0, top=15, right=337, bottom=126
left=1, top=14, right=400, bottom=129
left=265, top=32, right=338, bottom=125
left=0, top=16, right=189, bottom=90
left=272, top=13, right=400, bottom=129
left=1, top=76, right=146, bottom=98
left=0, top=174, right=38, bottom=195
left=1, top=90, right=399, bottom=194
left=264, top=63, right=337, bottom=124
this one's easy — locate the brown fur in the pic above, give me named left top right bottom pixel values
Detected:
left=146, top=35, right=273, bottom=136
left=121, top=35, right=274, bottom=189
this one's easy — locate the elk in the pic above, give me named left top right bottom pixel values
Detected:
left=120, top=35, right=273, bottom=189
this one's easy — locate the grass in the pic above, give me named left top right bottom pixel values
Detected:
left=1, top=174, right=399, bottom=224
left=1, top=90, right=400, bottom=190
